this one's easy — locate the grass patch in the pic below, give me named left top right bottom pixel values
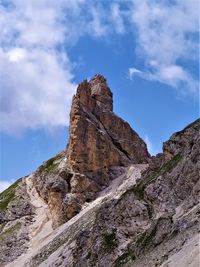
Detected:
left=129, top=154, right=181, bottom=200
left=134, top=218, right=166, bottom=253
left=0, top=178, right=21, bottom=211
left=160, top=154, right=181, bottom=173
left=135, top=227, right=156, bottom=249
left=113, top=224, right=158, bottom=267
left=37, top=155, right=59, bottom=173
left=175, top=118, right=200, bottom=135
left=113, top=252, right=135, bottom=267
left=103, top=232, right=117, bottom=250
left=0, top=178, right=21, bottom=199
left=0, top=222, right=21, bottom=242
left=0, top=192, right=16, bottom=210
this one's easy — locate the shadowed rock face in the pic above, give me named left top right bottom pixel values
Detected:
left=67, top=74, right=150, bottom=183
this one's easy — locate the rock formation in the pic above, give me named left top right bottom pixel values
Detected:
left=67, top=74, right=149, bottom=180
left=0, top=75, right=199, bottom=267
left=31, top=74, right=150, bottom=228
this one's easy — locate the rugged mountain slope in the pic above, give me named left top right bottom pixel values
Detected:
left=0, top=75, right=199, bottom=267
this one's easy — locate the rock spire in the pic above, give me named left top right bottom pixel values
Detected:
left=67, top=74, right=150, bottom=184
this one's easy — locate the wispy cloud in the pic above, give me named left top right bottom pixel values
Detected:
left=144, top=135, right=158, bottom=156
left=128, top=67, right=142, bottom=79
left=129, top=0, right=199, bottom=95
left=110, top=3, right=125, bottom=34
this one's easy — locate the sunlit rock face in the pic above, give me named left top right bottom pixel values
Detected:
left=67, top=74, right=150, bottom=184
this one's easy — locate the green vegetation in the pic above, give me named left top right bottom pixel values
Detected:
left=0, top=178, right=22, bottom=211
left=0, top=178, right=21, bottom=198
left=37, top=155, right=59, bottom=173
left=103, top=232, right=117, bottom=250
left=113, top=223, right=159, bottom=266
left=113, top=252, right=135, bottom=267
left=0, top=222, right=21, bottom=242
left=135, top=226, right=156, bottom=249
left=175, top=118, right=200, bottom=135
left=86, top=251, right=92, bottom=259
left=123, top=153, right=182, bottom=200
left=159, top=153, right=181, bottom=174
left=0, top=192, right=16, bottom=210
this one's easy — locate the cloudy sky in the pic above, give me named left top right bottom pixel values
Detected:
left=0, top=0, right=199, bottom=192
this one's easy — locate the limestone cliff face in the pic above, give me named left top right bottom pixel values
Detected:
left=67, top=74, right=149, bottom=182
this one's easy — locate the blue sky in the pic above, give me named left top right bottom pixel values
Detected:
left=0, top=0, right=199, bottom=192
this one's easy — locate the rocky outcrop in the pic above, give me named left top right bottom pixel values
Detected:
left=0, top=178, right=35, bottom=265
left=67, top=74, right=150, bottom=183
left=31, top=74, right=150, bottom=228
left=142, top=118, right=200, bottom=215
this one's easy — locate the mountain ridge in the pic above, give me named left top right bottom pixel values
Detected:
left=0, top=75, right=199, bottom=267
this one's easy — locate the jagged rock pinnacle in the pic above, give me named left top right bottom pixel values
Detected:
left=67, top=74, right=150, bottom=184
left=76, top=74, right=113, bottom=115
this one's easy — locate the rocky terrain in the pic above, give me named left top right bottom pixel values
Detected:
left=0, top=75, right=199, bottom=267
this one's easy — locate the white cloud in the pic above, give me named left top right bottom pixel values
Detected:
left=7, top=48, right=26, bottom=62
left=88, top=3, right=126, bottom=38
left=129, top=0, right=199, bottom=94
left=151, top=65, right=198, bottom=94
left=128, top=67, right=142, bottom=79
left=0, top=48, right=75, bottom=133
left=110, top=3, right=125, bottom=34
left=0, top=180, right=12, bottom=193
left=90, top=6, right=109, bottom=37
left=0, top=0, right=80, bottom=134
left=144, top=135, right=158, bottom=156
